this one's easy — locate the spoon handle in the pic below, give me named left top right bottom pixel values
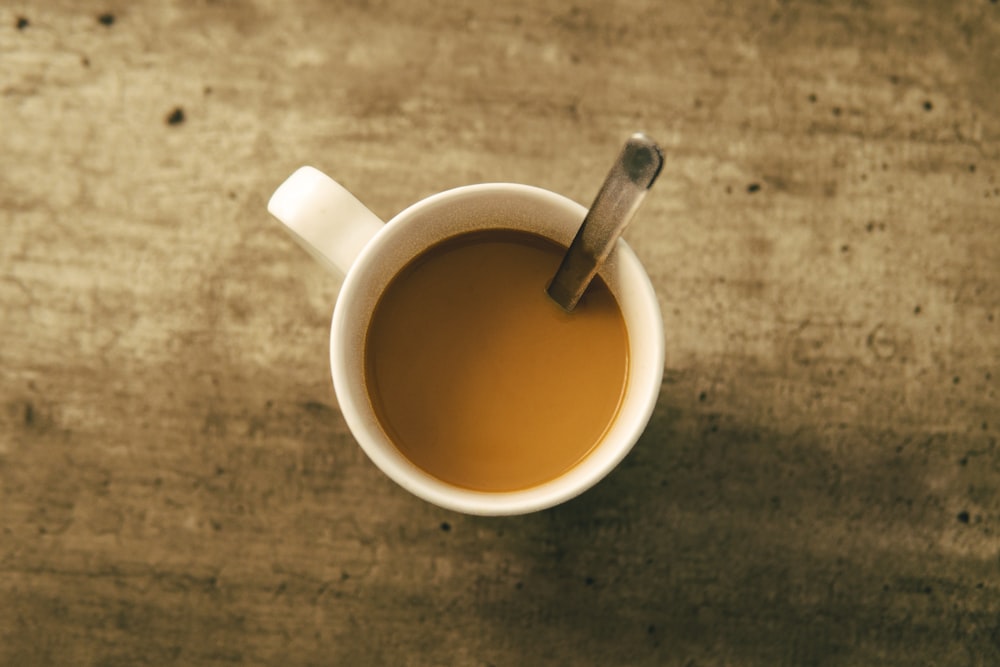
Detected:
left=547, top=133, right=663, bottom=311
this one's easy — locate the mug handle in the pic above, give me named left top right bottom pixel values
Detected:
left=267, top=166, right=385, bottom=276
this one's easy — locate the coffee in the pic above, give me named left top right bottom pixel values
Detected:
left=364, top=229, right=628, bottom=492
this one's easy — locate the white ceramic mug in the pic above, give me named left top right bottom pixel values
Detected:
left=268, top=166, right=664, bottom=515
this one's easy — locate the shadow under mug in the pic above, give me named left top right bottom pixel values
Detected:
left=268, top=166, right=664, bottom=515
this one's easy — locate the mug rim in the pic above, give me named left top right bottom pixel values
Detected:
left=330, top=183, right=664, bottom=515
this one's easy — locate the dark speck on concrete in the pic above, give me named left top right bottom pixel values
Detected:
left=440, top=521, right=451, bottom=532
left=725, top=185, right=732, bottom=194
left=584, top=577, right=595, bottom=586
left=953, top=376, right=960, bottom=385
left=747, top=183, right=761, bottom=193
left=698, top=391, right=707, bottom=402
left=969, top=164, right=976, bottom=173
left=924, top=586, right=933, bottom=595
left=166, top=107, right=185, bottom=125
left=957, top=511, right=970, bottom=524
left=923, top=100, right=933, bottom=111
left=647, top=624, right=655, bottom=635
left=82, top=56, right=90, bottom=67
left=832, top=106, right=842, bottom=117
left=841, top=244, right=850, bottom=253
left=914, top=305, right=921, bottom=314
left=24, top=402, right=34, bottom=426
left=808, top=93, right=817, bottom=103
left=98, top=13, right=115, bottom=26
left=17, top=17, right=29, bottom=30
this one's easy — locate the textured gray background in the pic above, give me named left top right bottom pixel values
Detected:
left=1, top=1, right=998, bottom=665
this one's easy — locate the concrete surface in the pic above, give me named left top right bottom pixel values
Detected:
left=1, top=1, right=998, bottom=665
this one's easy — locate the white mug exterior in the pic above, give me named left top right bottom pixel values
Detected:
left=269, top=168, right=664, bottom=515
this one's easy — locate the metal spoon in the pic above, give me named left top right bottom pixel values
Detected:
left=546, top=133, right=663, bottom=311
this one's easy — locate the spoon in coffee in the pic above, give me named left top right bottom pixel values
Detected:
left=546, top=133, right=663, bottom=311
